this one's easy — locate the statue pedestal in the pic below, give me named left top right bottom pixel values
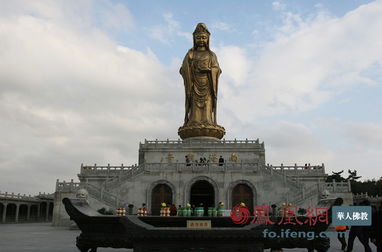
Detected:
left=178, top=124, right=225, bottom=140
left=138, top=138, right=265, bottom=165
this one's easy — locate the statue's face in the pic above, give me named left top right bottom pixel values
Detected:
left=195, top=33, right=209, bottom=48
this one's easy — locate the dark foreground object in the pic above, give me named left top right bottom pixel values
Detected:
left=63, top=198, right=334, bottom=252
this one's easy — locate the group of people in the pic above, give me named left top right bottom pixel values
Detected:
left=336, top=200, right=382, bottom=252
left=185, top=155, right=225, bottom=166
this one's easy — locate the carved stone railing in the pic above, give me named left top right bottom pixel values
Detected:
left=84, top=183, right=121, bottom=207
left=55, top=179, right=121, bottom=207
left=55, top=179, right=81, bottom=192
left=81, top=162, right=325, bottom=178
left=141, top=138, right=264, bottom=146
left=82, top=162, right=309, bottom=193
left=0, top=191, right=39, bottom=202
left=353, top=192, right=381, bottom=199
left=353, top=192, right=382, bottom=205
left=266, top=164, right=325, bottom=176
left=143, top=162, right=261, bottom=172
left=325, top=180, right=351, bottom=192
left=80, top=163, right=137, bottom=177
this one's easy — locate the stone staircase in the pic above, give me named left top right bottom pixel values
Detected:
left=98, top=162, right=308, bottom=205
left=56, top=180, right=122, bottom=208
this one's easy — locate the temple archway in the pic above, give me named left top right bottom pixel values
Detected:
left=190, top=180, right=215, bottom=214
left=151, top=184, right=172, bottom=215
left=231, top=183, right=254, bottom=212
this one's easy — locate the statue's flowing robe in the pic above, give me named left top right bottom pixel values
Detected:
left=180, top=48, right=221, bottom=126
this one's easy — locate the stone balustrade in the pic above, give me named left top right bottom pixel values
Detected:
left=0, top=191, right=39, bottom=201
left=266, top=164, right=325, bottom=175
left=55, top=179, right=121, bottom=207
left=143, top=162, right=261, bottom=172
left=353, top=192, right=381, bottom=199
left=325, top=180, right=351, bottom=192
left=142, top=138, right=263, bottom=145
left=55, top=179, right=80, bottom=192
left=353, top=192, right=382, bottom=206
left=80, top=162, right=326, bottom=176
left=80, top=163, right=138, bottom=176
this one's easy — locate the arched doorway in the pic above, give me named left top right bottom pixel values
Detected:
left=232, top=183, right=254, bottom=212
left=151, top=184, right=172, bottom=215
left=190, top=180, right=215, bottom=214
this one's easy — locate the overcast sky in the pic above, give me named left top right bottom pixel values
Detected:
left=1, top=0, right=381, bottom=195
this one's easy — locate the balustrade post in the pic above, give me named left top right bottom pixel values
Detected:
left=27, top=204, right=31, bottom=221
left=37, top=204, right=41, bottom=221
left=45, top=202, right=50, bottom=221
left=332, top=179, right=336, bottom=192
left=2, top=203, right=7, bottom=223
left=15, top=204, right=20, bottom=223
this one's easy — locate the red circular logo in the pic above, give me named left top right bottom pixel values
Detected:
left=230, top=205, right=250, bottom=224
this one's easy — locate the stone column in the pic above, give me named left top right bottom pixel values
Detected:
left=27, top=204, right=31, bottom=221
left=2, top=203, right=7, bottom=223
left=15, top=204, right=20, bottom=223
left=37, top=204, right=41, bottom=221
left=332, top=179, right=336, bottom=192
left=45, top=202, right=49, bottom=222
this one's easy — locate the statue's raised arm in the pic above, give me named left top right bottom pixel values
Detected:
left=178, top=23, right=225, bottom=140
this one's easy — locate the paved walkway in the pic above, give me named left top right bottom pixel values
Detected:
left=0, top=223, right=377, bottom=252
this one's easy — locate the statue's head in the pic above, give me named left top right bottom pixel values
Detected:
left=193, top=23, right=210, bottom=50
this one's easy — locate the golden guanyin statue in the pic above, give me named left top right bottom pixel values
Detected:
left=178, top=23, right=225, bottom=140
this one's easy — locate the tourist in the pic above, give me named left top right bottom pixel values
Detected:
left=218, top=156, right=224, bottom=166
left=346, top=200, right=372, bottom=252
left=371, top=202, right=382, bottom=252
left=332, top=198, right=347, bottom=250
left=185, top=155, right=191, bottom=166
left=335, top=225, right=347, bottom=250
